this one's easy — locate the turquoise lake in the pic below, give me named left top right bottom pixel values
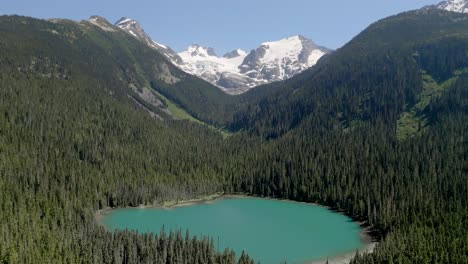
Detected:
left=100, top=197, right=363, bottom=264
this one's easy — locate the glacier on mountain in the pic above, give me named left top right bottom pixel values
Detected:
left=115, top=18, right=330, bottom=94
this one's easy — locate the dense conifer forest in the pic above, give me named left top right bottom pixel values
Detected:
left=0, top=9, right=467, bottom=264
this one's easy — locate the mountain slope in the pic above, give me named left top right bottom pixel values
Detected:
left=114, top=17, right=184, bottom=64
left=53, top=15, right=241, bottom=126
left=89, top=16, right=239, bottom=126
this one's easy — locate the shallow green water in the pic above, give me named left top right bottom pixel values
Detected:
left=100, top=197, right=363, bottom=264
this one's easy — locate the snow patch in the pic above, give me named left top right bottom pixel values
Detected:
left=308, top=49, right=326, bottom=65
left=128, top=30, right=138, bottom=38
left=434, top=0, right=468, bottom=13
left=116, top=18, right=133, bottom=25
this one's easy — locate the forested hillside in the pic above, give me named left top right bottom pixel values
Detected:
left=229, top=10, right=468, bottom=139
left=0, top=9, right=467, bottom=264
left=0, top=15, right=245, bottom=126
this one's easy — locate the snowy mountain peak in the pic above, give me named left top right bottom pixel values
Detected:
left=115, top=17, right=148, bottom=41
left=184, top=45, right=218, bottom=58
left=235, top=35, right=328, bottom=90
left=428, top=0, right=468, bottom=13
left=257, top=35, right=320, bottom=65
left=261, top=35, right=302, bottom=46
left=177, top=35, right=329, bottom=94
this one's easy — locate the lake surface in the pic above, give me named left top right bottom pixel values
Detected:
left=100, top=197, right=364, bottom=264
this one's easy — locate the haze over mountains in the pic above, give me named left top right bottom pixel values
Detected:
left=115, top=17, right=330, bottom=94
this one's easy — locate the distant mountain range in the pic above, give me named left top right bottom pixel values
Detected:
left=115, top=18, right=330, bottom=94
left=89, top=0, right=467, bottom=96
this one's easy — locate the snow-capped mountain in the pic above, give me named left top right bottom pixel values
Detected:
left=177, top=45, right=252, bottom=93
left=177, top=36, right=330, bottom=94
left=115, top=17, right=330, bottom=94
left=238, top=35, right=328, bottom=89
left=426, top=0, right=468, bottom=13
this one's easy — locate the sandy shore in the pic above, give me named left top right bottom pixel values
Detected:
left=95, top=193, right=379, bottom=264
left=161, top=193, right=224, bottom=208
left=305, top=221, right=378, bottom=264
left=308, top=242, right=376, bottom=264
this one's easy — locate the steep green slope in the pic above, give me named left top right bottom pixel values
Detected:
left=225, top=74, right=467, bottom=263
left=0, top=69, right=257, bottom=263
left=229, top=10, right=468, bottom=139
left=225, top=10, right=468, bottom=263
left=396, top=69, right=466, bottom=139
left=0, top=16, right=254, bottom=264
left=0, top=15, right=243, bottom=127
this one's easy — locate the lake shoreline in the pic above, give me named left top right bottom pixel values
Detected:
left=95, top=193, right=379, bottom=264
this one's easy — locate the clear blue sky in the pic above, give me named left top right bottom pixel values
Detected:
left=3, top=0, right=440, bottom=54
